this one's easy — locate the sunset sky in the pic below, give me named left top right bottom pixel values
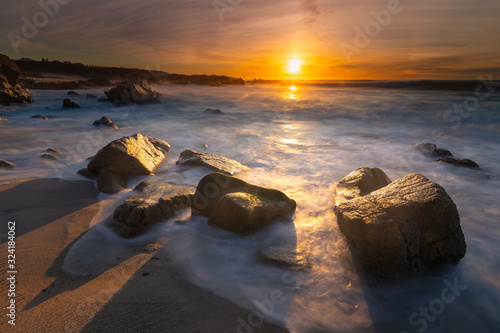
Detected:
left=2, top=0, right=500, bottom=80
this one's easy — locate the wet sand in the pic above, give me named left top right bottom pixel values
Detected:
left=0, top=178, right=287, bottom=332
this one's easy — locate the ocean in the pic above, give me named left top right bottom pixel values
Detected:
left=1, top=83, right=500, bottom=332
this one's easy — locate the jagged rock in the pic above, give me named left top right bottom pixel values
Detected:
left=92, top=116, right=118, bottom=129
left=0, top=54, right=34, bottom=105
left=32, top=115, right=54, bottom=120
left=62, top=98, right=80, bottom=108
left=68, top=91, right=79, bottom=95
left=104, top=82, right=160, bottom=105
left=192, top=173, right=296, bottom=235
left=0, top=117, right=7, bottom=123
left=77, top=168, right=98, bottom=179
left=40, top=153, right=59, bottom=161
left=88, top=134, right=170, bottom=175
left=0, top=160, right=16, bottom=169
left=176, top=149, right=248, bottom=176
left=334, top=167, right=466, bottom=280
left=437, top=157, right=480, bottom=169
left=86, top=94, right=97, bottom=99
left=414, top=143, right=452, bottom=157
left=258, top=245, right=311, bottom=271
left=203, top=108, right=223, bottom=115
left=97, top=171, right=127, bottom=194
left=111, top=180, right=195, bottom=237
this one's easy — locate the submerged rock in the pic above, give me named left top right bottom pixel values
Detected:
left=414, top=143, right=452, bottom=157
left=67, top=91, right=79, bottom=95
left=93, top=116, right=118, bottom=129
left=192, top=173, right=296, bottom=235
left=334, top=167, right=466, bottom=280
left=111, top=180, right=195, bottom=237
left=97, top=171, right=127, bottom=194
left=62, top=98, right=80, bottom=109
left=86, top=94, right=97, bottom=99
left=0, top=160, right=16, bottom=169
left=88, top=134, right=170, bottom=176
left=46, top=148, right=62, bottom=155
left=32, top=115, right=54, bottom=120
left=104, top=82, right=160, bottom=105
left=258, top=245, right=311, bottom=271
left=437, top=157, right=480, bottom=169
left=40, top=153, right=59, bottom=161
left=176, top=149, right=248, bottom=176
left=0, top=54, right=34, bottom=105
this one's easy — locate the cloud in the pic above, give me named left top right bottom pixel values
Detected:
left=1, top=0, right=499, bottom=79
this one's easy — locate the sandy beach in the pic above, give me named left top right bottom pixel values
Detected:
left=0, top=179, right=287, bottom=333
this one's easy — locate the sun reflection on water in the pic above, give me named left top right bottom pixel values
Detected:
left=289, top=85, right=297, bottom=100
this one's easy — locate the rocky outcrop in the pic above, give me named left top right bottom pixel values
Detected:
left=93, top=116, right=118, bottom=129
left=334, top=167, right=466, bottom=280
left=62, top=98, right=80, bottom=108
left=437, top=157, right=480, bottom=169
left=176, top=149, right=248, bottom=176
left=104, top=82, right=160, bottom=105
left=32, top=115, right=54, bottom=120
left=192, top=173, right=296, bottom=235
left=88, top=134, right=170, bottom=176
left=414, top=143, right=452, bottom=157
left=258, top=245, right=311, bottom=271
left=0, top=160, right=16, bottom=169
left=111, top=180, right=195, bottom=237
left=0, top=54, right=34, bottom=105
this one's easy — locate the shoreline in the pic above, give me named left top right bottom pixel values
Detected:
left=0, top=178, right=288, bottom=332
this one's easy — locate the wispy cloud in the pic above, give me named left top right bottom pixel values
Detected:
left=1, top=0, right=499, bottom=79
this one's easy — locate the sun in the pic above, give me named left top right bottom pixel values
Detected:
left=287, top=59, right=302, bottom=74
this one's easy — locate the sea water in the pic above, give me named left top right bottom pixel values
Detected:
left=1, top=84, right=500, bottom=332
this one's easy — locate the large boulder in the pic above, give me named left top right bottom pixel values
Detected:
left=111, top=180, right=195, bottom=237
left=88, top=134, right=170, bottom=176
left=334, top=167, right=466, bottom=280
left=97, top=171, right=128, bottom=194
left=192, top=173, right=296, bottom=235
left=0, top=54, right=34, bottom=105
left=176, top=149, right=249, bottom=176
left=104, top=82, right=160, bottom=105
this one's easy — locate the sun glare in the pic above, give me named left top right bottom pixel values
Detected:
left=288, top=59, right=302, bottom=74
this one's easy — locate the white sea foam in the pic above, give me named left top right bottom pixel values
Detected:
left=2, top=84, right=500, bottom=332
